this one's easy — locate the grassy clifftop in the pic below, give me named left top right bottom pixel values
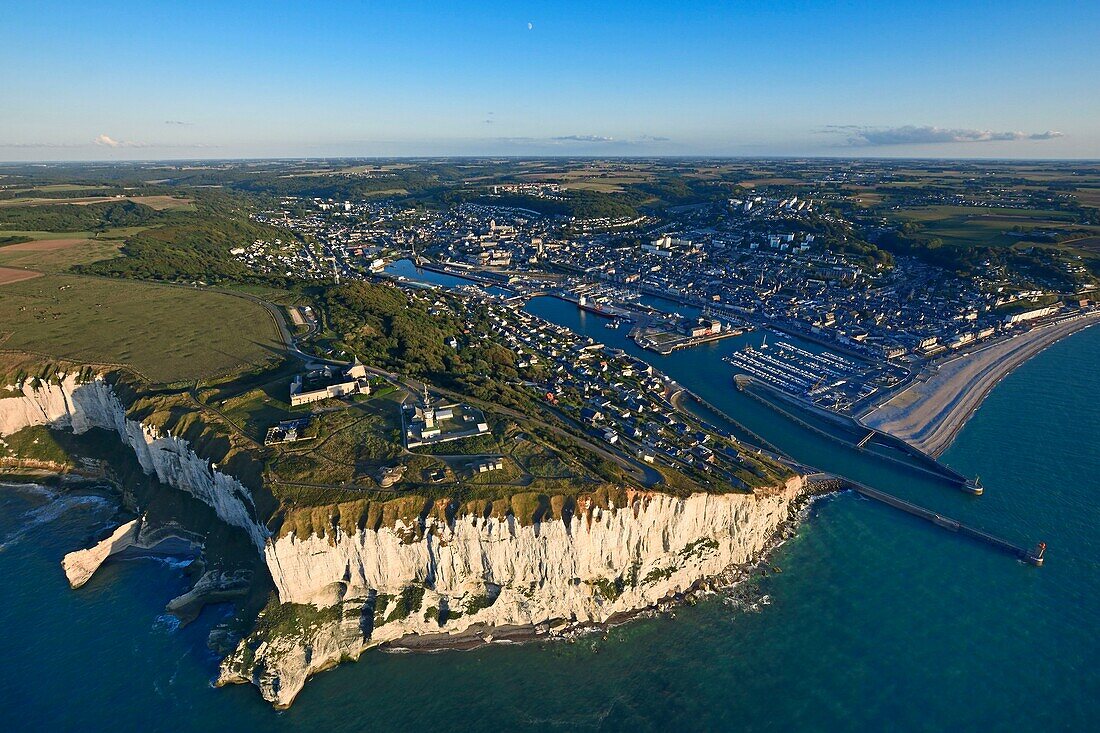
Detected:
left=273, top=480, right=793, bottom=541
left=0, top=274, right=283, bottom=385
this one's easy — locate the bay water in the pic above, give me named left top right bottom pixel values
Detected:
left=0, top=293, right=1095, bottom=731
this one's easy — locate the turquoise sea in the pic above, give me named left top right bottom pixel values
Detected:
left=1, top=286, right=1097, bottom=731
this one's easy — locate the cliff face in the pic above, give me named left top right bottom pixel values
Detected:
left=1, top=374, right=806, bottom=710
left=0, top=375, right=267, bottom=549
left=223, top=477, right=805, bottom=708
left=266, top=483, right=802, bottom=613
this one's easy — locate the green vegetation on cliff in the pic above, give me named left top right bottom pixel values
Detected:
left=0, top=425, right=74, bottom=468
left=79, top=215, right=297, bottom=286
left=321, top=281, right=542, bottom=413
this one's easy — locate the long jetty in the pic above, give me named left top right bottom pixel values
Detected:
left=418, top=261, right=500, bottom=286
left=735, top=376, right=977, bottom=492
left=810, top=474, right=1045, bottom=566
left=671, top=384, right=1039, bottom=565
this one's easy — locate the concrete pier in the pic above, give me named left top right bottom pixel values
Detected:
left=811, top=474, right=1045, bottom=566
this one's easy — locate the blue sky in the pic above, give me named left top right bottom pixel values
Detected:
left=1, top=0, right=1097, bottom=159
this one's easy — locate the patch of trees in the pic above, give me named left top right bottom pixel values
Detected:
left=875, top=225, right=983, bottom=275
left=875, top=222, right=1086, bottom=289
left=0, top=200, right=160, bottom=232
left=325, top=283, right=471, bottom=377
left=78, top=215, right=296, bottom=286
left=827, top=237, right=894, bottom=269
left=322, top=282, right=540, bottom=411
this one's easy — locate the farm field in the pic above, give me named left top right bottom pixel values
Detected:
left=0, top=273, right=283, bottom=383
left=847, top=189, right=886, bottom=207
left=1061, top=235, right=1100, bottom=255
left=738, top=177, right=803, bottom=187
left=0, top=237, right=88, bottom=251
left=0, top=267, right=43, bottom=286
left=0, top=194, right=194, bottom=211
left=888, top=205, right=1093, bottom=247
left=1075, top=188, right=1100, bottom=208
left=0, top=226, right=141, bottom=272
left=0, top=240, right=123, bottom=273
left=517, top=166, right=656, bottom=193
left=0, top=229, right=97, bottom=240
left=6, top=184, right=102, bottom=194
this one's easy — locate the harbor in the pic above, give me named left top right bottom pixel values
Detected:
left=522, top=293, right=1046, bottom=563
left=725, top=337, right=906, bottom=413
left=629, top=313, right=745, bottom=355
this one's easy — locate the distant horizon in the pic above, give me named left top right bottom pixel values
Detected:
left=5, top=153, right=1100, bottom=166
left=2, top=156, right=1100, bottom=169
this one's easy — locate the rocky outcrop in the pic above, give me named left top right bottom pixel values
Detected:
left=61, top=517, right=142, bottom=588
left=59, top=514, right=207, bottom=589
left=221, top=476, right=805, bottom=708
left=0, top=374, right=267, bottom=549
left=166, top=569, right=252, bottom=625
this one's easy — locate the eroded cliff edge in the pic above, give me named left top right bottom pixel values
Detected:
left=224, top=478, right=805, bottom=708
left=0, top=372, right=268, bottom=549
left=0, top=371, right=806, bottom=709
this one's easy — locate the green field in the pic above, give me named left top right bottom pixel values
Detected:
left=889, top=205, right=1089, bottom=247
left=0, top=274, right=284, bottom=384
left=0, top=240, right=123, bottom=273
left=0, top=229, right=98, bottom=240
left=0, top=194, right=194, bottom=211
left=0, top=226, right=155, bottom=273
left=0, top=425, right=73, bottom=466
left=1076, top=188, right=1100, bottom=209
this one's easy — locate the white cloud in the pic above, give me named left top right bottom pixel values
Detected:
left=94, top=133, right=155, bottom=148
left=822, top=125, right=1065, bottom=146
left=550, top=135, right=616, bottom=143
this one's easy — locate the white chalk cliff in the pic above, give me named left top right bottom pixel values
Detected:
left=222, top=477, right=804, bottom=708
left=61, top=517, right=142, bottom=588
left=0, top=374, right=266, bottom=549
left=1, top=374, right=805, bottom=709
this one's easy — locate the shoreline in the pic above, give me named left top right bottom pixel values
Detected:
left=862, top=311, right=1100, bottom=457
left=376, top=479, right=833, bottom=657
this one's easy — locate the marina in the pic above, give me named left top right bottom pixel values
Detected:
left=725, top=338, right=905, bottom=412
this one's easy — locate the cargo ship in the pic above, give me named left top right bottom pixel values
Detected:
left=577, top=295, right=615, bottom=318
